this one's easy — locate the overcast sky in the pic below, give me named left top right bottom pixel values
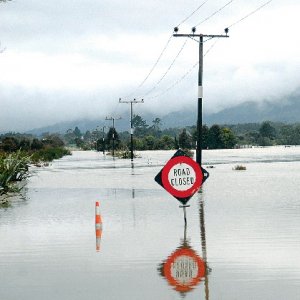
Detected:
left=0, top=0, right=299, bottom=132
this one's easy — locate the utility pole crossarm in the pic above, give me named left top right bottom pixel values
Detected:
left=119, top=98, right=144, bottom=104
left=173, top=34, right=229, bottom=38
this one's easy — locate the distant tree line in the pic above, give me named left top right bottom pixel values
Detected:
left=229, top=121, right=300, bottom=147
left=2, top=118, right=299, bottom=156
left=59, top=116, right=300, bottom=152
left=0, top=133, right=70, bottom=162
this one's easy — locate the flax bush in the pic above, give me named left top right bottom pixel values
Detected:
left=0, top=151, right=31, bottom=196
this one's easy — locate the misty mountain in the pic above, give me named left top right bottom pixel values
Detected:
left=26, top=112, right=159, bottom=136
left=26, top=92, right=299, bottom=135
left=205, top=94, right=300, bottom=125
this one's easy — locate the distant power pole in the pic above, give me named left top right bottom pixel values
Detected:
left=105, top=116, right=121, bottom=157
left=99, top=126, right=106, bottom=155
left=173, top=27, right=229, bottom=166
left=119, top=98, right=144, bottom=165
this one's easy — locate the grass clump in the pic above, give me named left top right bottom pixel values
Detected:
left=114, top=149, right=140, bottom=159
left=233, top=165, right=247, bottom=171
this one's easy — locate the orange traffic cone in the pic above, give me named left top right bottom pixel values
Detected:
left=95, top=201, right=103, bottom=251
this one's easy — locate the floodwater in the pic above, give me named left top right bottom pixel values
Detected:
left=0, top=147, right=300, bottom=300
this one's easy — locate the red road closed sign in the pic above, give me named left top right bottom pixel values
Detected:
left=162, top=155, right=202, bottom=199
left=155, top=150, right=208, bottom=204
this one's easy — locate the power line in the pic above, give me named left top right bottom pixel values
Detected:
left=139, top=0, right=235, bottom=98
left=227, top=0, right=273, bottom=29
left=176, top=0, right=210, bottom=27
left=121, top=0, right=271, bottom=104
left=124, top=34, right=173, bottom=98
left=141, top=37, right=189, bottom=98
left=149, top=0, right=273, bottom=100
left=194, top=0, right=235, bottom=27
left=148, top=61, right=198, bottom=100
left=148, top=38, right=220, bottom=100
left=123, top=1, right=212, bottom=99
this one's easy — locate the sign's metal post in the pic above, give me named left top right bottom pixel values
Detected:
left=180, top=204, right=190, bottom=225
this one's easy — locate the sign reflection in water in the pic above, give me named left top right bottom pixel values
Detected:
left=158, top=195, right=210, bottom=298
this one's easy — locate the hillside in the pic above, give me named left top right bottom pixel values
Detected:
left=206, top=94, right=300, bottom=125
left=25, top=91, right=300, bottom=135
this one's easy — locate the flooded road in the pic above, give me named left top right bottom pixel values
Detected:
left=1, top=147, right=300, bottom=299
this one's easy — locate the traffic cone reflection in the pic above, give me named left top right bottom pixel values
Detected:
left=95, top=201, right=103, bottom=252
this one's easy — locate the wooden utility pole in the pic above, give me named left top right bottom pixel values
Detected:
left=105, top=116, right=121, bottom=157
left=173, top=27, right=229, bottom=165
left=119, top=98, right=144, bottom=166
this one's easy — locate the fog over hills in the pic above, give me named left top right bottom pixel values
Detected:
left=25, top=91, right=300, bottom=136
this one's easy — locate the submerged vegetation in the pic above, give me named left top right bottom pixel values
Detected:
left=0, top=134, right=71, bottom=200
left=233, top=165, right=247, bottom=171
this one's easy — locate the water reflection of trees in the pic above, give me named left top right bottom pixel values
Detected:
left=158, top=194, right=210, bottom=299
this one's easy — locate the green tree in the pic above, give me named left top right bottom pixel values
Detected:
left=64, top=129, right=76, bottom=145
left=31, top=138, right=43, bottom=150
left=74, top=126, right=82, bottom=138
left=220, top=127, right=237, bottom=148
left=178, top=129, right=192, bottom=149
left=174, top=136, right=179, bottom=149
left=106, top=127, right=121, bottom=150
left=96, top=138, right=105, bottom=152
left=289, top=124, right=300, bottom=145
left=42, top=134, right=65, bottom=147
left=0, top=137, right=19, bottom=152
left=143, top=135, right=156, bottom=150
left=193, top=125, right=209, bottom=149
left=149, top=117, right=162, bottom=138
left=74, top=137, right=84, bottom=148
left=156, top=135, right=174, bottom=150
left=259, top=122, right=276, bottom=139
left=19, top=138, right=31, bottom=151
left=132, top=114, right=148, bottom=137
left=207, top=125, right=222, bottom=149
left=279, top=124, right=300, bottom=145
left=133, top=137, right=145, bottom=150
left=244, top=131, right=260, bottom=145
left=152, top=118, right=161, bottom=130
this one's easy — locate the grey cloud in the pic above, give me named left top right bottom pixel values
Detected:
left=1, top=0, right=300, bottom=132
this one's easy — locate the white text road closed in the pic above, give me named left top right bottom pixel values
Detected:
left=168, top=163, right=196, bottom=191
left=161, top=155, right=203, bottom=199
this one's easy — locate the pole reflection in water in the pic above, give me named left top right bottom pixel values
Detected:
left=158, top=222, right=206, bottom=297
left=95, top=201, right=103, bottom=252
left=199, top=193, right=211, bottom=300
